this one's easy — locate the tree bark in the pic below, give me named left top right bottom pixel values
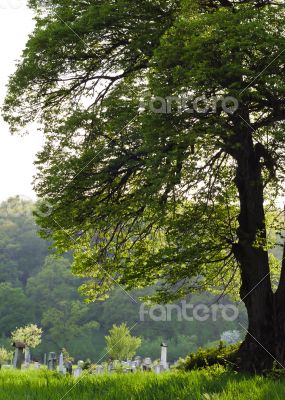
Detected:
left=274, top=239, right=285, bottom=366
left=229, top=119, right=275, bottom=371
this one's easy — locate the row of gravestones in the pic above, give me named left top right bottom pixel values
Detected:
left=46, top=354, right=169, bottom=376
left=12, top=342, right=169, bottom=375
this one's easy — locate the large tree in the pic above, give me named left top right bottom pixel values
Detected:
left=3, top=0, right=285, bottom=371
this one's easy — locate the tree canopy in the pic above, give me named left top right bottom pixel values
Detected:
left=4, top=0, right=285, bottom=370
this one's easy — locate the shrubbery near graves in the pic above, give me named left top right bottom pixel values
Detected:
left=105, top=324, right=142, bottom=361
left=0, top=347, right=13, bottom=366
left=175, top=342, right=240, bottom=371
left=11, top=324, right=42, bottom=349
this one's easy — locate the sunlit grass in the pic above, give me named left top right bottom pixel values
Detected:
left=0, top=367, right=284, bottom=399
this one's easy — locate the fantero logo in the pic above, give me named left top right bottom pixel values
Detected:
left=139, top=300, right=239, bottom=322
left=139, top=94, right=239, bottom=115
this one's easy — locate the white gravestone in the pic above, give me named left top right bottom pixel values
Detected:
left=160, top=343, right=169, bottom=370
left=73, top=368, right=82, bottom=378
left=154, top=364, right=161, bottom=374
left=34, top=362, right=40, bottom=370
left=95, top=365, right=104, bottom=374
left=143, top=357, right=152, bottom=371
left=58, top=352, right=65, bottom=374
left=134, top=356, right=142, bottom=369
left=73, top=360, right=84, bottom=378
left=24, top=347, right=31, bottom=367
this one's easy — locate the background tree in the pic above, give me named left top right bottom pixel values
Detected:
left=41, top=300, right=99, bottom=348
left=0, top=197, right=246, bottom=361
left=4, top=0, right=285, bottom=370
left=0, top=197, right=49, bottom=286
left=26, top=256, right=80, bottom=319
left=0, top=283, right=32, bottom=335
left=105, top=324, right=141, bottom=361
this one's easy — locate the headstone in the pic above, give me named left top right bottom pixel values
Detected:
left=73, top=360, right=83, bottom=378
left=154, top=364, right=161, bottom=374
left=43, top=353, right=47, bottom=366
left=58, top=352, right=65, bottom=374
left=142, top=357, right=152, bottom=371
left=65, top=361, right=73, bottom=375
left=73, top=368, right=82, bottom=378
left=120, top=360, right=131, bottom=373
left=123, top=368, right=132, bottom=373
left=159, top=362, right=167, bottom=372
left=34, top=362, right=40, bottom=370
left=12, top=342, right=25, bottom=369
left=47, top=352, right=57, bottom=371
left=73, top=367, right=82, bottom=378
left=134, top=356, right=142, bottom=368
left=108, top=362, right=115, bottom=373
left=24, top=347, right=31, bottom=367
left=95, top=365, right=104, bottom=374
left=160, top=343, right=169, bottom=370
left=130, top=361, right=137, bottom=371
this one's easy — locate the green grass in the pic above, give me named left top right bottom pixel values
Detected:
left=0, top=367, right=285, bottom=399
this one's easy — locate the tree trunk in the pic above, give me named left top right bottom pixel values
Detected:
left=274, top=241, right=285, bottom=367
left=230, top=121, right=275, bottom=371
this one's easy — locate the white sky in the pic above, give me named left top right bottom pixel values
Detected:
left=0, top=0, right=43, bottom=201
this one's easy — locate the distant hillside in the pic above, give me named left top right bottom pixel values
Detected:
left=0, top=197, right=246, bottom=361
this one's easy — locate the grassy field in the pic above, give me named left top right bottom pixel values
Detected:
left=0, top=367, right=284, bottom=400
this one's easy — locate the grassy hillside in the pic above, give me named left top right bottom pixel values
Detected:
left=0, top=368, right=284, bottom=400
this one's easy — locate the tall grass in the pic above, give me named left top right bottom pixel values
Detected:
left=0, top=367, right=284, bottom=399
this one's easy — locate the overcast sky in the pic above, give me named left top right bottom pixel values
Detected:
left=0, top=1, right=43, bottom=201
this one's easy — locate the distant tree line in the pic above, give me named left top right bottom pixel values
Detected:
left=0, top=197, right=245, bottom=361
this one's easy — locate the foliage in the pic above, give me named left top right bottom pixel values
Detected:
left=0, top=197, right=247, bottom=361
left=105, top=324, right=141, bottom=361
left=61, top=348, right=74, bottom=363
left=41, top=300, right=99, bottom=347
left=176, top=342, right=240, bottom=371
left=0, top=197, right=49, bottom=286
left=0, top=347, right=13, bottom=364
left=3, top=0, right=285, bottom=313
left=0, top=283, right=32, bottom=335
left=26, top=256, right=80, bottom=313
left=11, top=324, right=42, bottom=349
left=82, top=358, right=92, bottom=370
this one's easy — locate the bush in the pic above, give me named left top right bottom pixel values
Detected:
left=175, top=342, right=240, bottom=371
left=0, top=347, right=13, bottom=366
